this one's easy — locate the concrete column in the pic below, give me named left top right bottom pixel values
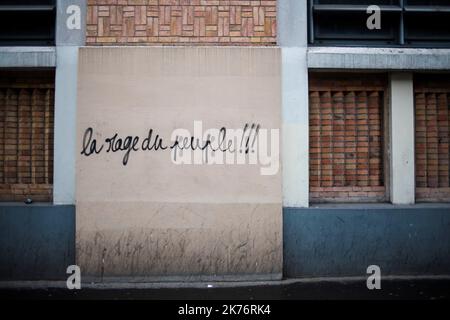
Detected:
left=53, top=47, right=78, bottom=204
left=389, top=73, right=415, bottom=204
left=278, top=0, right=309, bottom=207
left=53, top=0, right=86, bottom=204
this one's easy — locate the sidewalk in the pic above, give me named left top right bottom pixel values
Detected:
left=1, top=277, right=449, bottom=300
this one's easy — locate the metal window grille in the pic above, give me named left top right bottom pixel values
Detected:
left=0, top=1, right=56, bottom=46
left=308, top=0, right=450, bottom=47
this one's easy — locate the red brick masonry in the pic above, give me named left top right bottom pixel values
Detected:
left=86, top=0, right=277, bottom=45
left=415, top=75, right=450, bottom=202
left=309, top=74, right=387, bottom=203
left=0, top=71, right=54, bottom=202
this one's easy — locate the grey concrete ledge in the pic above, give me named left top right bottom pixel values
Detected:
left=0, top=47, right=56, bottom=68
left=306, top=203, right=450, bottom=210
left=82, top=273, right=283, bottom=284
left=308, top=47, right=450, bottom=70
left=1, top=275, right=450, bottom=289
left=0, top=202, right=54, bottom=207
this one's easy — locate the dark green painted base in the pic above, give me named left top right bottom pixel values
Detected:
left=0, top=204, right=75, bottom=280
left=1, top=204, right=449, bottom=280
left=284, top=204, right=450, bottom=278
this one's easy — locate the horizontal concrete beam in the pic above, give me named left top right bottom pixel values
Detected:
left=308, top=47, right=450, bottom=70
left=0, top=47, right=56, bottom=68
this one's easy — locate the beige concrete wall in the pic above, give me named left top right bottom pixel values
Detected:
left=76, top=47, right=282, bottom=280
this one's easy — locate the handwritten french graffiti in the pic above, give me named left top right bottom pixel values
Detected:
left=81, top=123, right=262, bottom=166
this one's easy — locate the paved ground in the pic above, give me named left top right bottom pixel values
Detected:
left=1, top=279, right=449, bottom=300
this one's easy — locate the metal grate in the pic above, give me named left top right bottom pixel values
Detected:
left=0, top=1, right=56, bottom=46
left=308, top=0, right=450, bottom=47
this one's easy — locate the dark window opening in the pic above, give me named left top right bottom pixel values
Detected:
left=308, top=0, right=450, bottom=48
left=0, top=0, right=56, bottom=46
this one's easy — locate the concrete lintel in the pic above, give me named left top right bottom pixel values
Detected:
left=0, top=47, right=56, bottom=68
left=308, top=47, right=450, bottom=70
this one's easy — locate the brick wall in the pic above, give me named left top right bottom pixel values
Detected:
left=309, top=73, right=387, bottom=203
left=415, top=74, right=450, bottom=202
left=86, top=0, right=277, bottom=45
left=0, top=71, right=54, bottom=202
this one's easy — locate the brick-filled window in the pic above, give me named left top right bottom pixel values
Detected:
left=309, top=73, right=388, bottom=203
left=415, top=74, right=450, bottom=202
left=0, top=71, right=54, bottom=202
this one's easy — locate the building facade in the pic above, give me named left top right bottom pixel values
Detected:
left=0, top=0, right=450, bottom=281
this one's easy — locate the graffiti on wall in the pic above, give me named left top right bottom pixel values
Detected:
left=81, top=121, right=279, bottom=176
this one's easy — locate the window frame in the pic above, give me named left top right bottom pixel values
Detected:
left=0, top=1, right=56, bottom=46
left=308, top=0, right=450, bottom=48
